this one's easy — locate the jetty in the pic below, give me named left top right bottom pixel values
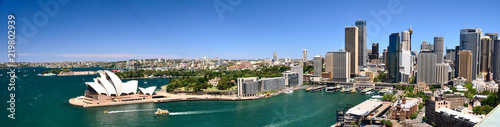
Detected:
left=306, top=86, right=325, bottom=92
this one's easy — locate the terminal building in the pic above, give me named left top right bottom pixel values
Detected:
left=344, top=99, right=383, bottom=122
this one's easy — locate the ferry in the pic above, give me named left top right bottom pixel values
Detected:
left=325, top=86, right=341, bottom=92
left=103, top=111, right=108, bottom=114
left=285, top=90, right=294, bottom=94
left=154, top=108, right=169, bottom=115
left=341, top=87, right=356, bottom=93
left=360, top=88, right=374, bottom=94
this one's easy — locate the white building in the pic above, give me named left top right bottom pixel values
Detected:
left=399, top=50, right=414, bottom=82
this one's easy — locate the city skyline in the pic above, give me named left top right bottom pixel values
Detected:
left=2, top=0, right=500, bottom=62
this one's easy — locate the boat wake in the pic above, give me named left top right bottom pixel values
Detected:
left=106, top=109, right=233, bottom=115
left=170, top=109, right=233, bottom=115
left=106, top=109, right=156, bottom=114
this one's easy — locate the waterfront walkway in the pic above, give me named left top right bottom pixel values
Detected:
left=69, top=87, right=309, bottom=108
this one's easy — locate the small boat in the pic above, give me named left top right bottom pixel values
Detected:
left=154, top=108, right=169, bottom=115
left=103, top=111, right=108, bottom=114
left=363, top=91, right=373, bottom=94
left=285, top=90, right=293, bottom=94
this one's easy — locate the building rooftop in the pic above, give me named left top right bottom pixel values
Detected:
left=436, top=107, right=482, bottom=123
left=346, top=99, right=382, bottom=116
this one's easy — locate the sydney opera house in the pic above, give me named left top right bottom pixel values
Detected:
left=70, top=70, right=159, bottom=107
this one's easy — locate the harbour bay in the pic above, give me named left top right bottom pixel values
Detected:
left=1, top=67, right=371, bottom=127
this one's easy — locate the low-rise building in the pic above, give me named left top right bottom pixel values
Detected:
left=434, top=108, right=482, bottom=127
left=260, top=77, right=285, bottom=92
left=390, top=98, right=419, bottom=120
left=473, top=79, right=498, bottom=93
left=414, top=82, right=431, bottom=93
left=237, top=77, right=260, bottom=97
left=438, top=94, right=466, bottom=110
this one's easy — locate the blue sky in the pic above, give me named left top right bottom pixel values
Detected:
left=1, top=0, right=499, bottom=62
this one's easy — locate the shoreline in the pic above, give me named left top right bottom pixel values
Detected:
left=69, top=87, right=309, bottom=108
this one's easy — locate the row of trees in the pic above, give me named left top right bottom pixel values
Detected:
left=41, top=69, right=70, bottom=74
left=122, top=66, right=290, bottom=92
left=166, top=77, right=211, bottom=92
left=473, top=92, right=499, bottom=115
left=114, top=69, right=198, bottom=78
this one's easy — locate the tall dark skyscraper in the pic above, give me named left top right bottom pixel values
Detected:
left=494, top=39, right=500, bottom=81
left=454, top=46, right=460, bottom=77
left=460, top=28, right=482, bottom=80
left=369, top=43, right=379, bottom=60
left=388, top=33, right=400, bottom=83
left=355, top=19, right=367, bottom=68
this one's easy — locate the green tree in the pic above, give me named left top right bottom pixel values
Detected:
left=378, top=72, right=386, bottom=82
left=373, top=77, right=379, bottom=82
left=409, top=76, right=416, bottom=84
left=416, top=91, right=425, bottom=97
left=410, top=112, right=417, bottom=119
left=383, top=94, right=395, bottom=101
left=481, top=105, right=494, bottom=114
left=464, top=103, right=468, bottom=107
left=405, top=92, right=416, bottom=98
left=480, top=90, right=490, bottom=95
left=481, top=92, right=499, bottom=107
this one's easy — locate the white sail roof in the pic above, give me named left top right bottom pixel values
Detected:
left=139, top=86, right=157, bottom=95
left=86, top=82, right=107, bottom=95
left=85, top=71, right=156, bottom=96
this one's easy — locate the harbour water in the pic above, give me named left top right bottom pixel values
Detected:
left=2, top=67, right=371, bottom=127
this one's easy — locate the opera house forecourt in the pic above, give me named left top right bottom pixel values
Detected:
left=69, top=70, right=159, bottom=107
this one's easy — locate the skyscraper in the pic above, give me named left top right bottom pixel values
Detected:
left=273, top=51, right=278, bottom=63
left=434, top=37, right=444, bottom=63
left=313, top=55, right=323, bottom=76
left=290, top=65, right=303, bottom=86
left=485, top=33, right=498, bottom=40
left=355, top=19, right=367, bottom=68
left=401, top=31, right=411, bottom=51
left=480, top=36, right=492, bottom=73
left=399, top=50, right=413, bottom=83
left=303, top=49, right=308, bottom=63
left=446, top=48, right=456, bottom=62
left=325, top=52, right=334, bottom=78
left=436, top=63, right=450, bottom=83
left=345, top=26, right=359, bottom=74
left=369, top=43, right=379, bottom=60
left=460, top=28, right=482, bottom=81
left=417, top=52, right=437, bottom=84
left=388, top=33, right=400, bottom=83
left=458, top=50, right=473, bottom=82
left=421, top=41, right=433, bottom=52
left=329, top=51, right=351, bottom=82
left=454, top=46, right=460, bottom=77
left=493, top=39, right=500, bottom=81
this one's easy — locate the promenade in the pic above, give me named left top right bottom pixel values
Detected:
left=69, top=87, right=308, bottom=108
